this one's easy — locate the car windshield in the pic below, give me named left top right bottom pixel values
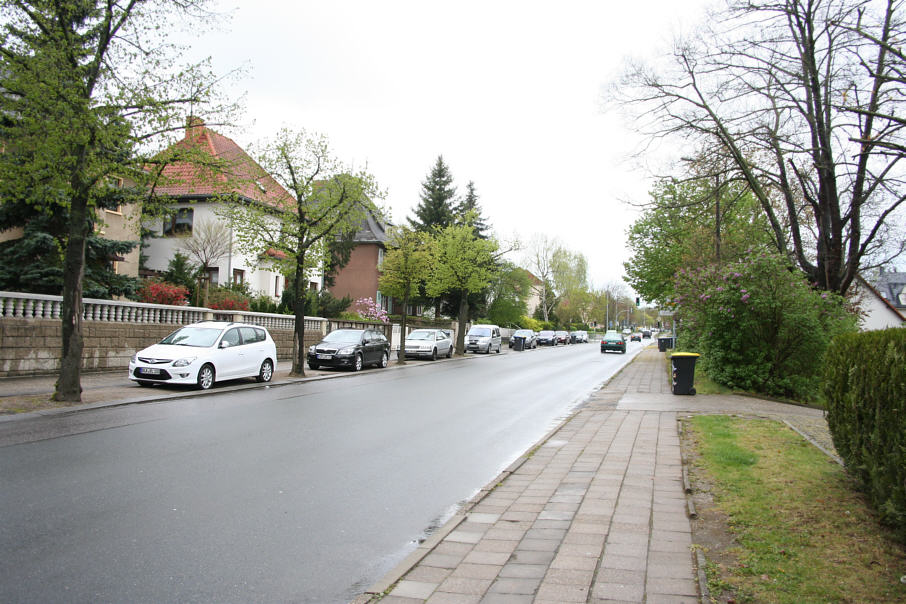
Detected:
left=407, top=330, right=434, bottom=341
left=468, top=328, right=491, bottom=337
left=160, top=327, right=221, bottom=347
left=539, top=330, right=554, bottom=336
left=323, top=329, right=363, bottom=344
left=515, top=330, right=532, bottom=336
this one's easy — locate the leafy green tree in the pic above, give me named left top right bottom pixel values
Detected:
left=378, top=226, right=431, bottom=363
left=624, top=178, right=773, bottom=305
left=426, top=223, right=498, bottom=354
left=219, top=128, right=383, bottom=375
left=409, top=155, right=457, bottom=232
left=674, top=251, right=857, bottom=400
left=486, top=262, right=531, bottom=327
left=162, top=252, right=199, bottom=303
left=0, top=0, right=231, bottom=401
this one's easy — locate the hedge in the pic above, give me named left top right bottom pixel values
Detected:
left=823, top=328, right=906, bottom=541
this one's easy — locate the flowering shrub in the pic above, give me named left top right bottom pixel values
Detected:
left=138, top=279, right=190, bottom=306
left=673, top=251, right=856, bottom=400
left=353, top=297, right=389, bottom=323
left=206, top=287, right=250, bottom=311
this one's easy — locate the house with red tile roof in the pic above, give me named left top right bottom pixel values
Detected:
left=142, top=118, right=321, bottom=299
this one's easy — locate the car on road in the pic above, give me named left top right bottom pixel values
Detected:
left=308, top=328, right=390, bottom=371
left=404, top=328, right=453, bottom=360
left=537, top=330, right=557, bottom=346
left=630, top=333, right=642, bottom=342
left=129, top=321, right=277, bottom=390
left=642, top=330, right=652, bottom=339
left=570, top=330, right=589, bottom=343
left=509, top=329, right=537, bottom=349
left=465, top=324, right=502, bottom=354
left=600, top=330, right=627, bottom=354
left=555, top=330, right=570, bottom=345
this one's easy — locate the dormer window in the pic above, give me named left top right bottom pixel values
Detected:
left=255, top=180, right=267, bottom=193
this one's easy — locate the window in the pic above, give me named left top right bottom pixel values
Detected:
left=163, top=208, right=193, bottom=236
left=239, top=327, right=264, bottom=344
left=204, top=267, right=219, bottom=285
left=275, top=275, right=283, bottom=298
left=221, top=328, right=241, bottom=347
left=233, top=269, right=245, bottom=284
left=377, top=247, right=385, bottom=268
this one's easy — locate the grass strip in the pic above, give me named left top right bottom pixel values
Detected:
left=689, top=415, right=906, bottom=603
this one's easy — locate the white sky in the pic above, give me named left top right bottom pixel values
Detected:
left=180, top=0, right=713, bottom=291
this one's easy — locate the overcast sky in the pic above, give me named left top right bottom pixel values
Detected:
left=180, top=0, right=714, bottom=291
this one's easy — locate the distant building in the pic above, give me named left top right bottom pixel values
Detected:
left=874, top=267, right=906, bottom=311
left=852, top=274, right=905, bottom=330
left=143, top=118, right=318, bottom=298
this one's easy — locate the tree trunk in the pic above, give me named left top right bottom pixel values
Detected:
left=397, top=290, right=409, bottom=364
left=54, top=200, right=90, bottom=402
left=456, top=289, right=469, bottom=354
left=291, top=254, right=307, bottom=377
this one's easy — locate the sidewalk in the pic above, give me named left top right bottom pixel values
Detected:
left=354, top=347, right=835, bottom=604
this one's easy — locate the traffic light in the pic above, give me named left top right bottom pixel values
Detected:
left=635, top=297, right=640, bottom=307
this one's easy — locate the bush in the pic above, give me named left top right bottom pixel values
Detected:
left=673, top=251, right=857, bottom=400
left=824, top=328, right=906, bottom=542
left=519, top=316, right=543, bottom=331
left=353, top=297, right=389, bottom=323
left=137, top=278, right=189, bottom=306
left=206, top=286, right=250, bottom=311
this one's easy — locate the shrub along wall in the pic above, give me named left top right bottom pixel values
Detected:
left=824, top=328, right=906, bottom=542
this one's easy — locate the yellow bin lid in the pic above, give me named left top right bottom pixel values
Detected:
left=671, top=352, right=700, bottom=358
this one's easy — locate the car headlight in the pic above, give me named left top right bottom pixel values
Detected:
left=338, top=346, right=355, bottom=355
left=309, top=345, right=315, bottom=354
left=130, top=354, right=137, bottom=364
left=173, top=357, right=196, bottom=368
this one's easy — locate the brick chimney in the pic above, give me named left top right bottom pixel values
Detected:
left=185, top=116, right=205, bottom=140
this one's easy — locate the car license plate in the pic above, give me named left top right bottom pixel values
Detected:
left=317, top=354, right=332, bottom=360
left=140, top=367, right=161, bottom=375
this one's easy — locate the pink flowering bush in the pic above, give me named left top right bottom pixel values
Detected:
left=673, top=251, right=856, bottom=399
left=353, top=297, right=389, bottom=323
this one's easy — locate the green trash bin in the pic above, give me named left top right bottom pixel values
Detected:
left=671, top=352, right=700, bottom=395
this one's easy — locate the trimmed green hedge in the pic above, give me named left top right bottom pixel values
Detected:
left=824, top=328, right=906, bottom=541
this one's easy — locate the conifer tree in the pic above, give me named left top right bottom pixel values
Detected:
left=455, top=181, right=489, bottom=238
left=409, top=155, right=456, bottom=231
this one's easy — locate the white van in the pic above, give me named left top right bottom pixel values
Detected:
left=465, top=324, right=502, bottom=354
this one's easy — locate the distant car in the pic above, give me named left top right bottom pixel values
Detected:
left=404, top=328, right=453, bottom=360
left=555, top=330, right=570, bottom=344
left=537, top=330, right=557, bottom=346
left=601, top=331, right=627, bottom=354
left=509, top=329, right=537, bottom=349
left=129, top=321, right=277, bottom=390
left=622, top=328, right=632, bottom=336
left=308, top=328, right=390, bottom=371
left=642, top=330, right=652, bottom=339
left=570, top=330, right=589, bottom=343
left=465, top=324, right=502, bottom=354
left=630, top=333, right=642, bottom=342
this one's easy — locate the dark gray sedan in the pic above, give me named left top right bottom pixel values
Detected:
left=307, top=328, right=390, bottom=371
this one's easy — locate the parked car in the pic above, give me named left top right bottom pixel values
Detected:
left=600, top=331, right=627, bottom=354
left=465, top=324, right=502, bottom=354
left=570, top=330, right=589, bottom=343
left=630, top=333, right=642, bottom=342
left=129, top=321, right=277, bottom=390
left=509, top=329, right=537, bottom=349
left=404, top=328, right=453, bottom=360
left=537, top=330, right=558, bottom=346
left=642, top=330, right=652, bottom=339
left=308, top=328, right=390, bottom=371
left=555, top=330, right=570, bottom=345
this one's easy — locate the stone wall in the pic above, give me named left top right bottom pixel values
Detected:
left=0, top=317, right=320, bottom=377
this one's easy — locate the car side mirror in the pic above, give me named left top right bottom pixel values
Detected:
left=220, top=341, right=231, bottom=349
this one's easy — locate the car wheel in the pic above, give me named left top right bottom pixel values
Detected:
left=308, top=362, right=319, bottom=370
left=380, top=351, right=389, bottom=368
left=486, top=343, right=491, bottom=354
left=256, top=359, right=274, bottom=383
left=197, top=364, right=215, bottom=390
left=496, top=344, right=501, bottom=353
left=352, top=353, right=363, bottom=372
left=430, top=347, right=437, bottom=361
left=446, top=345, right=453, bottom=358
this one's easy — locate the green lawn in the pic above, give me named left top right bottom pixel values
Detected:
left=687, top=415, right=906, bottom=603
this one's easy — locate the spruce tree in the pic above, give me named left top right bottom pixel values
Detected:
left=409, top=155, right=456, bottom=231
left=456, top=181, right=489, bottom=238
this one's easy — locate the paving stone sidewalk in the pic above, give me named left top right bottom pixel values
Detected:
left=356, top=346, right=837, bottom=604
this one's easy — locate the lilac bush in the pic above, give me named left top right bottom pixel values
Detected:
left=673, top=251, right=856, bottom=400
left=353, top=297, right=389, bottom=323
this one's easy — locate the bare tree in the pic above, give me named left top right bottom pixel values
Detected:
left=613, top=0, right=906, bottom=295
left=524, top=234, right=560, bottom=322
left=178, top=218, right=235, bottom=303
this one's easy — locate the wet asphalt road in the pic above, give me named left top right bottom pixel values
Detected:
left=0, top=340, right=645, bottom=603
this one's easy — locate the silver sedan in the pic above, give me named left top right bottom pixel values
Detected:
left=403, top=328, right=453, bottom=360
